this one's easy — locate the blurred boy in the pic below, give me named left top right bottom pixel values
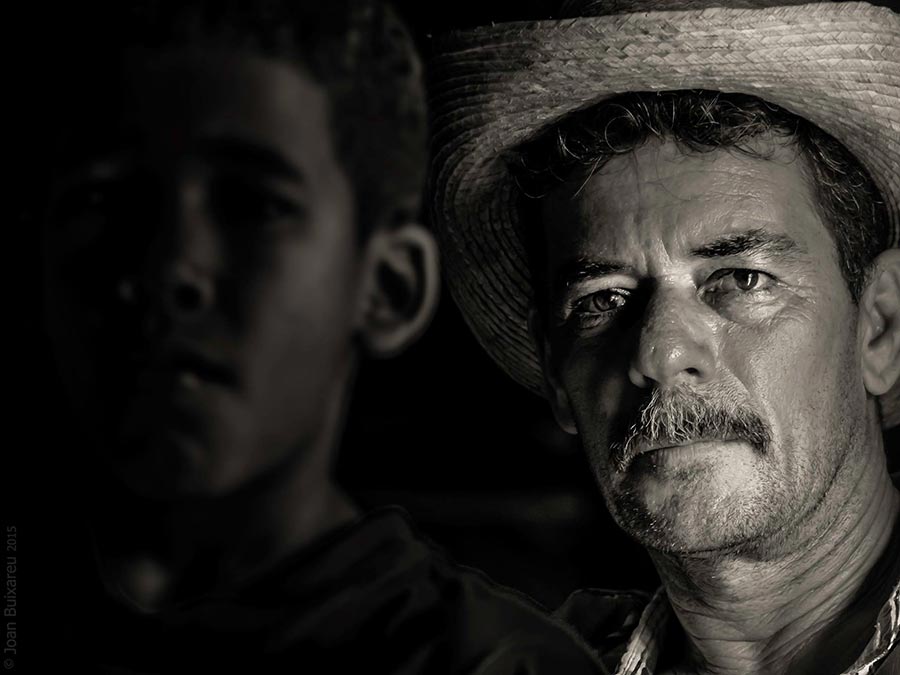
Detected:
left=37, top=1, right=603, bottom=672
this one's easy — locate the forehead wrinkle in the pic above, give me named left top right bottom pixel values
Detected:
left=543, top=139, right=833, bottom=296
left=626, top=150, right=819, bottom=265
left=576, top=147, right=680, bottom=274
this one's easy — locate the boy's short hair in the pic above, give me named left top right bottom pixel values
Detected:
left=42, top=0, right=426, bottom=238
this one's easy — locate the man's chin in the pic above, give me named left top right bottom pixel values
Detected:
left=620, top=515, right=755, bottom=556
left=606, top=474, right=775, bottom=555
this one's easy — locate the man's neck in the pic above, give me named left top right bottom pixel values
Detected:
left=652, top=446, right=900, bottom=675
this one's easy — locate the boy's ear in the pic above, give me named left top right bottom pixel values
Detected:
left=528, top=307, right=578, bottom=435
left=859, top=248, right=900, bottom=397
left=356, top=222, right=440, bottom=358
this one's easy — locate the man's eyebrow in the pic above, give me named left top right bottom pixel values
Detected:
left=196, top=136, right=304, bottom=181
left=690, top=229, right=806, bottom=260
left=551, top=258, right=634, bottom=300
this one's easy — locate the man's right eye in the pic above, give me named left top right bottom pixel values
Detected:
left=565, top=288, right=631, bottom=329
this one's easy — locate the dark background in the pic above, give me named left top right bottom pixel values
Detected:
left=4, top=7, right=899, bottom=671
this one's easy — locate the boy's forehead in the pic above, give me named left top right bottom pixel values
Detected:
left=54, top=48, right=336, bottom=178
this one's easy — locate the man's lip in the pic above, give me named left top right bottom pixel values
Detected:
left=635, top=438, right=739, bottom=456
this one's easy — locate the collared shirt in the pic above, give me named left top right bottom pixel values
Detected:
left=611, top=580, right=899, bottom=675
left=557, top=479, right=900, bottom=675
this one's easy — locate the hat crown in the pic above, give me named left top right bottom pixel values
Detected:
left=558, top=0, right=817, bottom=18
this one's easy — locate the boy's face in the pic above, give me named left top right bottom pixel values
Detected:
left=43, top=48, right=366, bottom=498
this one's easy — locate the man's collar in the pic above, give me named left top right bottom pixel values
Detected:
left=609, top=575, right=900, bottom=675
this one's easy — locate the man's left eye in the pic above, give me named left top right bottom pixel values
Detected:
left=705, top=268, right=775, bottom=293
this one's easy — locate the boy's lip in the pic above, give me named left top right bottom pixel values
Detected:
left=128, top=343, right=238, bottom=389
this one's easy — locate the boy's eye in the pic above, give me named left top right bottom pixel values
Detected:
left=210, top=177, right=304, bottom=228
left=51, top=180, right=122, bottom=225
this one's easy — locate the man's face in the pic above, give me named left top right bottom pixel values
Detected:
left=537, top=139, right=871, bottom=554
left=43, top=49, right=363, bottom=498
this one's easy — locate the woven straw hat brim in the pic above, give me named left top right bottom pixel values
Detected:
left=428, top=1, right=900, bottom=428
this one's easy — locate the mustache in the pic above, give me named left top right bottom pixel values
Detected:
left=608, top=386, right=772, bottom=470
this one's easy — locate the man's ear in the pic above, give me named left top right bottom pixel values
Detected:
left=859, top=249, right=900, bottom=396
left=528, top=307, right=578, bottom=435
left=356, top=222, right=439, bottom=358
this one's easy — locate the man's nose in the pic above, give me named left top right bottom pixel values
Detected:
left=628, top=288, right=716, bottom=389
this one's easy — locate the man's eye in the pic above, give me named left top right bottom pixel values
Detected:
left=705, top=268, right=775, bottom=294
left=584, top=290, right=628, bottom=312
left=566, top=289, right=630, bottom=327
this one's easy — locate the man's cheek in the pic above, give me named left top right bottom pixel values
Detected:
left=568, top=390, right=619, bottom=463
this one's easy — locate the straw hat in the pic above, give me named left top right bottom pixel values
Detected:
left=428, top=0, right=900, bottom=428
